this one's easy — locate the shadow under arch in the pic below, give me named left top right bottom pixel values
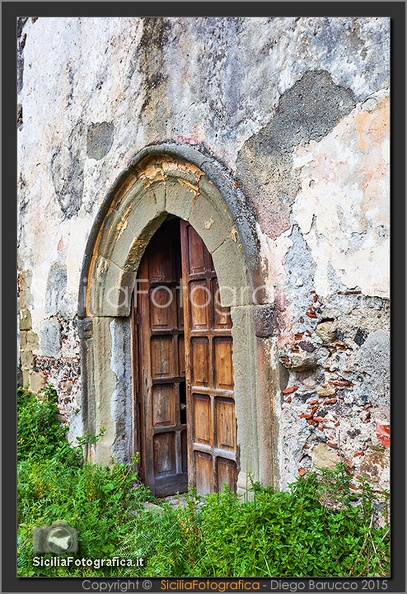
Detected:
left=78, top=143, right=279, bottom=493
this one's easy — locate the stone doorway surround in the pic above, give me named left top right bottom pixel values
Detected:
left=78, top=143, right=280, bottom=493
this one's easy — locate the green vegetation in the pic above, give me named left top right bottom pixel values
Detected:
left=17, top=386, right=390, bottom=578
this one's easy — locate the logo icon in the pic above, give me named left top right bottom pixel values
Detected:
left=33, top=521, right=78, bottom=554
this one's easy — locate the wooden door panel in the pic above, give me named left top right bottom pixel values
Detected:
left=189, top=281, right=211, bottom=330
left=217, top=458, right=237, bottom=492
left=193, top=394, right=212, bottom=445
left=191, top=337, right=210, bottom=387
left=177, top=289, right=185, bottom=329
left=148, top=242, right=176, bottom=283
left=135, top=217, right=237, bottom=497
left=150, top=287, right=176, bottom=329
left=214, top=337, right=234, bottom=391
left=215, top=398, right=236, bottom=450
left=153, top=433, right=176, bottom=476
left=151, top=336, right=173, bottom=378
left=187, top=226, right=208, bottom=275
left=212, top=279, right=232, bottom=329
left=181, top=430, right=188, bottom=472
left=195, top=452, right=213, bottom=495
left=178, top=336, right=186, bottom=376
left=152, top=384, right=175, bottom=427
left=181, top=220, right=237, bottom=495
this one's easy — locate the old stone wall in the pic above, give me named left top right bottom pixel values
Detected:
left=17, top=16, right=390, bottom=489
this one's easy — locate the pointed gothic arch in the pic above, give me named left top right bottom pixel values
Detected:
left=78, top=143, right=280, bottom=493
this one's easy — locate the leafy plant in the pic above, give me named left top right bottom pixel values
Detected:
left=17, top=385, right=81, bottom=465
left=17, top=386, right=390, bottom=578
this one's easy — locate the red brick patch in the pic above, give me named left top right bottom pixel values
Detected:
left=282, top=385, right=299, bottom=395
left=376, top=421, right=390, bottom=448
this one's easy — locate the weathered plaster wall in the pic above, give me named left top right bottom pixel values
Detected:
left=17, top=16, right=390, bottom=490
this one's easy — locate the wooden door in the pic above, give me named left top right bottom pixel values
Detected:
left=135, top=218, right=188, bottom=497
left=180, top=220, right=237, bottom=494
left=134, top=217, right=237, bottom=496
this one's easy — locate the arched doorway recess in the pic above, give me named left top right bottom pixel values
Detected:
left=78, top=144, right=279, bottom=495
left=135, top=216, right=237, bottom=496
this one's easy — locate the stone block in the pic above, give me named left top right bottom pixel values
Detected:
left=22, top=369, right=30, bottom=388
left=150, top=180, right=166, bottom=213
left=359, top=451, right=389, bottom=486
left=20, top=350, right=34, bottom=370
left=20, top=330, right=28, bottom=350
left=353, top=330, right=390, bottom=405
left=162, top=158, right=201, bottom=186
left=122, top=216, right=167, bottom=273
left=26, top=330, right=39, bottom=350
left=230, top=305, right=260, bottom=478
left=86, top=122, right=114, bottom=160
left=98, top=179, right=157, bottom=265
left=91, top=317, right=118, bottom=465
left=189, top=190, right=234, bottom=253
left=312, top=443, right=340, bottom=470
left=253, top=304, right=276, bottom=338
left=123, top=188, right=159, bottom=238
left=288, top=351, right=318, bottom=371
left=143, top=502, right=164, bottom=515
left=315, top=321, right=337, bottom=343
left=28, top=370, right=46, bottom=393
left=165, top=178, right=197, bottom=220
left=212, top=238, right=251, bottom=307
left=89, top=256, right=136, bottom=317
left=17, top=366, right=23, bottom=387
left=20, top=309, right=32, bottom=331
left=105, top=218, right=145, bottom=270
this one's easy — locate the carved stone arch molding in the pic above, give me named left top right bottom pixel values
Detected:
left=78, top=143, right=280, bottom=493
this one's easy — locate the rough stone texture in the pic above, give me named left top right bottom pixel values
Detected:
left=50, top=122, right=85, bottom=220
left=87, top=122, right=115, bottom=160
left=315, top=321, right=337, bottom=343
left=236, top=70, right=356, bottom=239
left=280, top=405, right=312, bottom=487
left=360, top=451, right=389, bottom=489
left=39, top=318, right=61, bottom=358
left=109, top=318, right=133, bottom=464
left=252, top=304, right=276, bottom=338
left=312, top=443, right=341, bottom=470
left=229, top=305, right=260, bottom=491
left=189, top=178, right=235, bottom=253
left=292, top=91, right=390, bottom=299
left=352, top=330, right=390, bottom=405
left=17, top=17, right=390, bottom=492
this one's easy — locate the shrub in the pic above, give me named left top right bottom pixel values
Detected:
left=17, top=385, right=81, bottom=467
left=17, top=386, right=390, bottom=578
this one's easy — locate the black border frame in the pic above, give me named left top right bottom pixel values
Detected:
left=3, top=3, right=405, bottom=592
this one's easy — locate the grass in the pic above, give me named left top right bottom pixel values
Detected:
left=17, top=385, right=390, bottom=578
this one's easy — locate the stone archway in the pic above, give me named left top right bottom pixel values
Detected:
left=78, top=144, right=279, bottom=493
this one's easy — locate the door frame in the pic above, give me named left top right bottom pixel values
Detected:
left=79, top=143, right=280, bottom=494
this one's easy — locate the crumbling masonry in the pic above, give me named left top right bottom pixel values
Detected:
left=17, top=16, right=390, bottom=492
